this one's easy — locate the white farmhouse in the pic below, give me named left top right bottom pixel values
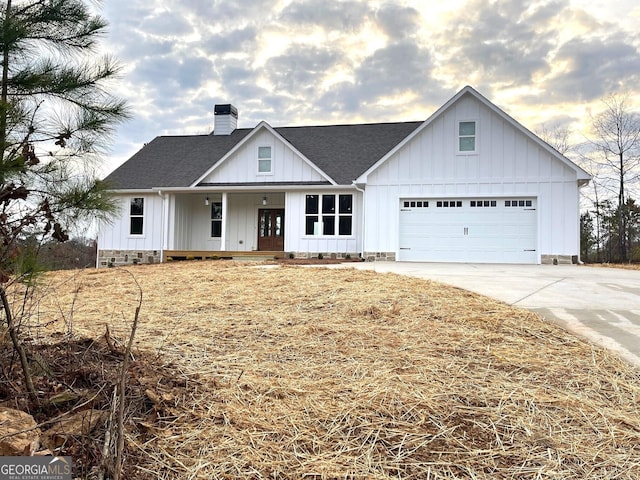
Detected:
left=97, top=86, right=590, bottom=267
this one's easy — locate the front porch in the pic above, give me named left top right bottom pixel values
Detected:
left=97, top=189, right=363, bottom=268
left=169, top=191, right=286, bottom=253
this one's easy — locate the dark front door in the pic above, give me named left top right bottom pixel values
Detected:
left=258, top=209, right=284, bottom=251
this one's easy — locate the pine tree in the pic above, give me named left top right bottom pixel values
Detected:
left=0, top=0, right=129, bottom=401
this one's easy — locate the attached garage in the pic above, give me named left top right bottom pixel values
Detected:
left=398, top=197, right=537, bottom=264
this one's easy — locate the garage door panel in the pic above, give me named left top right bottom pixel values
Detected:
left=398, top=197, right=537, bottom=264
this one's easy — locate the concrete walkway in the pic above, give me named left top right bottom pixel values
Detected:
left=343, top=262, right=640, bottom=367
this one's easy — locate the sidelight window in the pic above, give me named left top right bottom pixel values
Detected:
left=211, top=202, right=222, bottom=237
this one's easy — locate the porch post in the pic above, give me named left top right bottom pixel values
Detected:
left=159, top=191, right=168, bottom=262
left=220, top=192, right=228, bottom=251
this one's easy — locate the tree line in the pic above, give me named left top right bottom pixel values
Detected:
left=542, top=95, right=640, bottom=264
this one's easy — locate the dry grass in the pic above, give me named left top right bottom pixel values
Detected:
left=26, top=262, right=640, bottom=479
left=587, top=263, right=640, bottom=271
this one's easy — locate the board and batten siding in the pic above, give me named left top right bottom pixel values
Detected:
left=363, top=94, right=582, bottom=260
left=284, top=191, right=363, bottom=255
left=98, top=194, right=164, bottom=251
left=200, top=129, right=327, bottom=184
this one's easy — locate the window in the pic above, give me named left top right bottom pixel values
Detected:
left=436, top=200, right=462, bottom=208
left=258, top=146, right=272, bottom=173
left=471, top=199, right=497, bottom=207
left=338, top=194, right=353, bottom=235
left=506, top=199, right=533, bottom=208
left=129, top=197, right=144, bottom=235
left=458, top=120, right=477, bottom=153
left=402, top=200, right=429, bottom=208
left=305, top=194, right=352, bottom=236
left=211, top=202, right=222, bottom=237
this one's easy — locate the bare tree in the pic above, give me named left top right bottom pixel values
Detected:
left=588, top=94, right=640, bottom=262
left=537, top=123, right=573, bottom=156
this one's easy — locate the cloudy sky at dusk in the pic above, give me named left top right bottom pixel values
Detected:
left=96, top=0, right=640, bottom=175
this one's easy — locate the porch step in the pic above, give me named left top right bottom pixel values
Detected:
left=164, top=250, right=285, bottom=261
left=232, top=255, right=275, bottom=262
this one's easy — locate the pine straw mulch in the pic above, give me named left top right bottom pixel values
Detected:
left=14, top=261, right=640, bottom=479
left=586, top=263, right=640, bottom=271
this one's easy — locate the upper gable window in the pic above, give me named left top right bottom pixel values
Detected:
left=457, top=120, right=477, bottom=154
left=258, top=146, right=272, bottom=174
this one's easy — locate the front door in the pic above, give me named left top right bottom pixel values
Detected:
left=258, top=209, right=284, bottom=251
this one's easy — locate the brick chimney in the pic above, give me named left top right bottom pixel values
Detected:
left=213, top=104, right=238, bottom=135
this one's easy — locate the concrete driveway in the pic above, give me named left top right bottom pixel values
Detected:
left=346, top=262, right=640, bottom=367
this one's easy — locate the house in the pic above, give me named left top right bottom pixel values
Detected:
left=97, top=86, right=591, bottom=267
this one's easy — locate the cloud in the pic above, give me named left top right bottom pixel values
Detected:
left=94, top=0, right=640, bottom=174
left=439, top=0, right=564, bottom=87
left=279, top=0, right=372, bottom=32
left=264, top=45, right=342, bottom=93
left=204, top=26, right=259, bottom=55
left=356, top=42, right=434, bottom=96
left=375, top=3, right=422, bottom=41
left=138, top=10, right=193, bottom=38
left=548, top=35, right=640, bottom=101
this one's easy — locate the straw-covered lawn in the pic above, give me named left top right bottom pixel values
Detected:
left=29, top=262, right=640, bottom=479
left=590, top=263, right=640, bottom=271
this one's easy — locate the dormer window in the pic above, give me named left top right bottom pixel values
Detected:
left=258, top=146, right=272, bottom=174
left=457, top=120, right=477, bottom=154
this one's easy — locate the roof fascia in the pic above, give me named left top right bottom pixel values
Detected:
left=106, top=189, right=156, bottom=195
left=147, top=185, right=356, bottom=193
left=190, top=121, right=337, bottom=187
left=355, top=85, right=591, bottom=183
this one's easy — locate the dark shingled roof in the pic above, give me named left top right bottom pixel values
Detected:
left=274, top=122, right=422, bottom=185
left=104, top=121, right=423, bottom=189
left=104, top=129, right=252, bottom=190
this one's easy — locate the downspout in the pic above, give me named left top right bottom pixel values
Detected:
left=352, top=182, right=366, bottom=260
left=158, top=190, right=167, bottom=263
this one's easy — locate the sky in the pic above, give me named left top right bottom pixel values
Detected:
left=96, top=0, right=640, bottom=176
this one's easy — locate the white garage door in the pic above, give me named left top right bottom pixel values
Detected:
left=398, top=198, right=537, bottom=263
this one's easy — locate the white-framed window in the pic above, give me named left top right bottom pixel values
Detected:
left=257, top=146, right=272, bottom=174
left=129, top=197, right=144, bottom=235
left=305, top=194, right=353, bottom=236
left=457, top=120, right=477, bottom=154
left=210, top=202, right=222, bottom=237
